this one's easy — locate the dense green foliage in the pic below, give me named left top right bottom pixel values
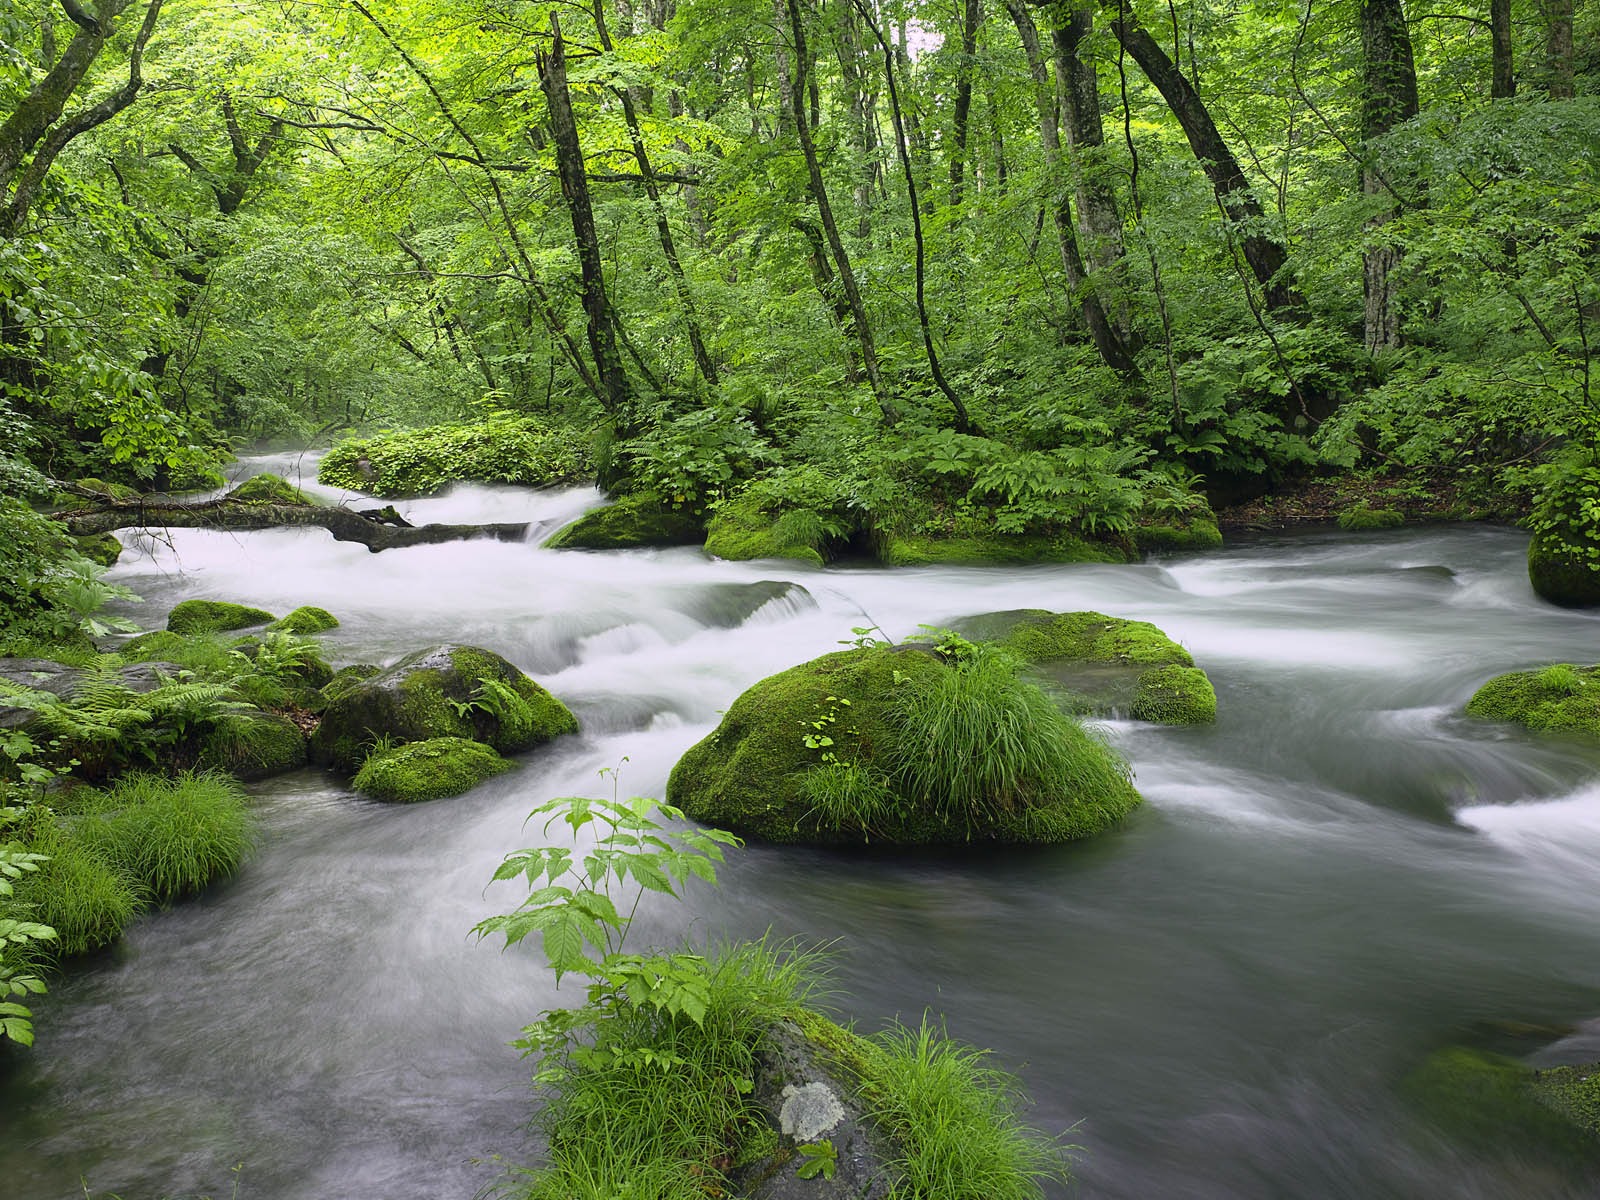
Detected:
left=317, top=415, right=592, bottom=497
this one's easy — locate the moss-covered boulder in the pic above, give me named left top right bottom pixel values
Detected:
left=1529, top=531, right=1600, bottom=608
left=875, top=531, right=1127, bottom=568
left=704, top=493, right=836, bottom=565
left=270, top=605, right=339, bottom=634
left=73, top=532, right=123, bottom=567
left=313, top=663, right=382, bottom=712
left=1336, top=504, right=1405, bottom=531
left=1405, top=1047, right=1600, bottom=1162
left=167, top=599, right=276, bottom=636
left=228, top=472, right=313, bottom=506
left=352, top=736, right=514, bottom=803
left=1132, top=511, right=1224, bottom=555
left=164, top=464, right=228, bottom=492
left=312, top=644, right=577, bottom=772
left=543, top=492, right=705, bottom=550
left=1466, top=664, right=1600, bottom=737
left=197, top=711, right=308, bottom=781
left=955, top=609, right=1217, bottom=724
left=666, top=644, right=1140, bottom=846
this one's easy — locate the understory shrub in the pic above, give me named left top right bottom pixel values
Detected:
left=318, top=414, right=592, bottom=497
left=74, top=771, right=254, bottom=901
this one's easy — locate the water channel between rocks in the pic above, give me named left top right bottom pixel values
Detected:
left=5, top=459, right=1600, bottom=1200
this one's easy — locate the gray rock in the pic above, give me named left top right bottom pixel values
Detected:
left=0, top=658, right=182, bottom=729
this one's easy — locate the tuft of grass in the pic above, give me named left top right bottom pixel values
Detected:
left=76, top=771, right=254, bottom=901
left=885, top=646, right=1135, bottom=836
left=11, top=813, right=144, bottom=956
left=1535, top=663, right=1587, bottom=697
left=856, top=1018, right=1072, bottom=1200
left=799, top=759, right=903, bottom=836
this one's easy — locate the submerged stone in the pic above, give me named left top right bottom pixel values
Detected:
left=312, top=643, right=577, bottom=772
left=1405, top=1046, right=1600, bottom=1162
left=1529, top=531, right=1600, bottom=608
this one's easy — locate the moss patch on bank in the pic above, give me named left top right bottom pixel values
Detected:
left=1465, top=664, right=1600, bottom=738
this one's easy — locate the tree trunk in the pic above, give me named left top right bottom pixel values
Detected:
left=774, top=0, right=795, bottom=134
left=785, top=0, right=896, bottom=420
left=1360, top=0, right=1419, bottom=352
left=1545, top=0, right=1575, bottom=99
left=1002, top=0, right=1139, bottom=377
left=1491, top=0, right=1514, bottom=98
left=1103, top=0, right=1302, bottom=313
left=949, top=0, right=981, bottom=206
left=539, top=13, right=630, bottom=416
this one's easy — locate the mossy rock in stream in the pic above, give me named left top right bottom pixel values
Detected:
left=352, top=736, right=514, bottom=803
left=543, top=492, right=705, bottom=550
left=312, top=644, right=577, bottom=772
left=270, top=605, right=339, bottom=634
left=954, top=609, right=1216, bottom=724
left=197, top=711, right=308, bottom=780
left=874, top=530, right=1128, bottom=568
left=666, top=644, right=1140, bottom=846
left=166, top=599, right=276, bottom=636
left=704, top=492, right=836, bottom=566
left=73, top=532, right=123, bottom=567
left=1465, top=664, right=1600, bottom=738
left=1132, top=505, right=1224, bottom=555
left=228, top=472, right=314, bottom=506
left=1529, top=530, right=1600, bottom=608
left=1404, top=1047, right=1600, bottom=1162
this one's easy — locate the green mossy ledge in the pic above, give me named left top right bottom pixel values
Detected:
left=197, top=712, right=309, bottom=781
left=1465, top=664, right=1600, bottom=738
left=666, top=645, right=1140, bottom=846
left=352, top=736, right=514, bottom=803
left=703, top=493, right=833, bottom=565
left=166, top=599, right=277, bottom=636
left=312, top=643, right=577, bottom=772
left=1405, top=1047, right=1600, bottom=1162
left=228, top=472, right=314, bottom=506
left=957, top=609, right=1217, bottom=724
left=875, top=530, right=1128, bottom=568
left=543, top=492, right=705, bottom=550
left=1529, top=531, right=1600, bottom=608
left=73, top=532, right=123, bottom=567
left=271, top=605, right=339, bottom=634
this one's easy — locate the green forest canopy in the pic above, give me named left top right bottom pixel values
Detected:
left=0, top=0, right=1595, bottom=576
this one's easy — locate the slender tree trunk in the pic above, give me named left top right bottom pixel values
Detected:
left=1545, top=0, right=1575, bottom=99
left=539, top=13, right=629, bottom=416
left=774, top=0, right=795, bottom=134
left=1491, top=0, right=1514, bottom=97
left=949, top=0, right=981, bottom=206
left=1002, top=0, right=1139, bottom=376
left=1360, top=0, right=1419, bottom=352
left=785, top=0, right=896, bottom=420
left=591, top=0, right=719, bottom=386
left=1103, top=0, right=1302, bottom=313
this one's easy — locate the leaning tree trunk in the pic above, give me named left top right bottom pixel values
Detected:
left=1103, top=0, right=1302, bottom=314
left=1360, top=0, right=1419, bottom=353
left=539, top=13, right=630, bottom=418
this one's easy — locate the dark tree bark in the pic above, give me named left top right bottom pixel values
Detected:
left=539, top=13, right=630, bottom=417
left=949, top=0, right=981, bottom=206
left=784, top=0, right=896, bottom=421
left=1359, top=0, right=1419, bottom=352
left=1545, top=0, right=1575, bottom=99
left=1002, top=0, right=1139, bottom=376
left=1491, top=0, right=1514, bottom=97
left=1102, top=0, right=1302, bottom=313
left=791, top=217, right=862, bottom=378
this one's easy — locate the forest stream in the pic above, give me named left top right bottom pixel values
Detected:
left=4, top=456, right=1600, bottom=1200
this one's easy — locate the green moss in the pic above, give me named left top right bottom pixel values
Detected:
left=197, top=712, right=308, bottom=780
left=1404, top=1048, right=1600, bottom=1161
left=1130, top=664, right=1218, bottom=723
left=1336, top=504, right=1406, bottom=531
left=967, top=609, right=1194, bottom=668
left=703, top=492, right=828, bottom=565
left=73, top=532, right=123, bottom=567
left=1465, top=664, right=1600, bottom=737
left=164, top=464, right=228, bottom=492
left=318, top=416, right=592, bottom=497
left=229, top=473, right=312, bottom=506
left=1529, top=531, right=1600, bottom=608
left=120, top=629, right=237, bottom=673
left=543, top=492, right=705, bottom=550
left=166, top=599, right=277, bottom=636
left=1133, top=514, right=1224, bottom=554
left=270, top=605, right=339, bottom=634
left=667, top=645, right=1139, bottom=845
left=877, top=532, right=1127, bottom=567
left=315, top=664, right=381, bottom=711
left=72, top=477, right=141, bottom=503
left=352, top=736, right=514, bottom=803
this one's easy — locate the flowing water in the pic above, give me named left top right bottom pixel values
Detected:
left=5, top=459, right=1600, bottom=1199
